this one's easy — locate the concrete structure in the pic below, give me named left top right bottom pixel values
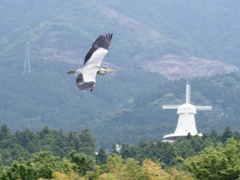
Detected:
left=162, top=83, right=212, bottom=142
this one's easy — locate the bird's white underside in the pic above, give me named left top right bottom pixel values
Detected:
left=81, top=48, right=108, bottom=82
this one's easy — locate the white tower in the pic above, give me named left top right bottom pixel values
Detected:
left=162, top=83, right=212, bottom=142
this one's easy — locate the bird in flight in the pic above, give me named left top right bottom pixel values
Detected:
left=67, top=33, right=116, bottom=91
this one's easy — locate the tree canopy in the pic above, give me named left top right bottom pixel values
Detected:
left=0, top=125, right=240, bottom=179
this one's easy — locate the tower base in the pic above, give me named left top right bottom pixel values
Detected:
left=162, top=133, right=203, bottom=143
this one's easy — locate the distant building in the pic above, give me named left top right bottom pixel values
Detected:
left=162, top=83, right=212, bottom=142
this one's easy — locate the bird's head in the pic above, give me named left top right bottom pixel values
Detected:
left=97, top=67, right=116, bottom=75
left=66, top=69, right=82, bottom=75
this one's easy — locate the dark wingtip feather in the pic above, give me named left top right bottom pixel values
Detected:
left=84, top=33, right=113, bottom=64
left=93, top=33, right=113, bottom=50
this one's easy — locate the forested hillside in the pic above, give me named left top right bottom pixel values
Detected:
left=92, top=72, right=240, bottom=147
left=0, top=0, right=240, bottom=148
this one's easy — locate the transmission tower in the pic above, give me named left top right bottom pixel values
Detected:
left=23, top=41, right=31, bottom=74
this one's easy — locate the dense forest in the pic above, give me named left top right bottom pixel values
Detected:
left=0, top=125, right=239, bottom=179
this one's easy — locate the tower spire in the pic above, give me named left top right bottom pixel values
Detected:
left=186, top=83, right=191, bottom=104
left=23, top=41, right=31, bottom=74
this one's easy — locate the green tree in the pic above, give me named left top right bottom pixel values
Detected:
left=120, top=144, right=132, bottom=159
left=10, top=158, right=37, bottom=180
left=96, top=148, right=107, bottom=165
left=15, top=129, right=39, bottom=153
left=106, top=154, right=123, bottom=176
left=29, top=151, right=62, bottom=179
left=219, top=126, right=233, bottom=143
left=69, top=150, right=93, bottom=176
left=122, top=158, right=145, bottom=180
left=142, top=158, right=169, bottom=180
left=0, top=124, right=12, bottom=141
left=209, top=130, right=218, bottom=142
left=78, top=129, right=94, bottom=155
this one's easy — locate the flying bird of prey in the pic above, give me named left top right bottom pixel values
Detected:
left=67, top=33, right=116, bottom=91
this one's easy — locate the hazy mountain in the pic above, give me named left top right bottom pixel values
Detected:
left=1, top=0, right=240, bottom=148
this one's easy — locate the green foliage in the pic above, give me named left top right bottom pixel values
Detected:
left=118, top=127, right=240, bottom=168
left=0, top=151, right=63, bottom=179
left=184, top=139, right=240, bottom=180
left=0, top=126, right=240, bottom=179
left=69, top=150, right=93, bottom=176
left=0, top=125, right=94, bottom=166
left=96, top=148, right=107, bottom=165
left=121, top=158, right=145, bottom=180
left=98, top=155, right=193, bottom=179
left=219, top=126, right=233, bottom=143
left=78, top=129, right=95, bottom=156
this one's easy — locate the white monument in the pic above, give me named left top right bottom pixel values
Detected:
left=162, top=83, right=212, bottom=142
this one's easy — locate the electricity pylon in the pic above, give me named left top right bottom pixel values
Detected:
left=23, top=41, right=31, bottom=74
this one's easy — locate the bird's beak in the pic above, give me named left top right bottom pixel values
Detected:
left=107, top=68, right=116, bottom=72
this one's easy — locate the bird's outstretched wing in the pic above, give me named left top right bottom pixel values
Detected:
left=83, top=33, right=113, bottom=65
